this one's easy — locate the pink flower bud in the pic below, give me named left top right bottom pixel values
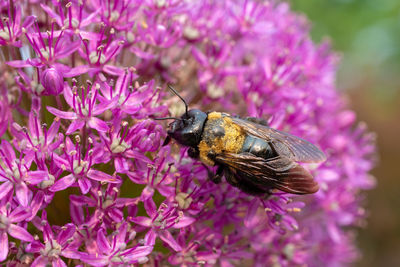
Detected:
left=41, top=68, right=63, bottom=95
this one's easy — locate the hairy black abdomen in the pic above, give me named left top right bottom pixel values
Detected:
left=240, top=135, right=276, bottom=158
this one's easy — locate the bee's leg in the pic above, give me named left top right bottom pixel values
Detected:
left=262, top=191, right=273, bottom=200
left=224, top=168, right=239, bottom=187
left=162, top=136, right=172, bottom=146
left=207, top=150, right=216, bottom=160
left=202, top=163, right=223, bottom=184
left=213, top=165, right=224, bottom=184
left=188, top=147, right=199, bottom=159
left=244, top=117, right=269, bottom=126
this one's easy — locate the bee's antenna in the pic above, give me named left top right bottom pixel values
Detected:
left=154, top=117, right=181, bottom=121
left=168, top=85, right=188, bottom=116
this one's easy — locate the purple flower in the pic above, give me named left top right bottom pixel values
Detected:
left=6, top=24, right=80, bottom=73
left=50, top=136, right=121, bottom=194
left=130, top=197, right=195, bottom=252
left=99, top=118, right=166, bottom=174
left=0, top=140, right=48, bottom=207
left=0, top=203, right=34, bottom=261
left=26, top=212, right=80, bottom=266
left=92, top=0, right=138, bottom=30
left=40, top=1, right=100, bottom=37
left=0, top=3, right=35, bottom=47
left=127, top=147, right=175, bottom=200
left=97, top=71, right=161, bottom=119
left=78, top=27, right=125, bottom=76
left=10, top=112, right=62, bottom=159
left=69, top=184, right=137, bottom=229
left=47, top=80, right=111, bottom=135
left=80, top=222, right=153, bottom=266
left=0, top=1, right=376, bottom=266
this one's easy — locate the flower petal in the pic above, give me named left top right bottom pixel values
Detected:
left=115, top=222, right=128, bottom=245
left=15, top=183, right=30, bottom=207
left=46, top=119, right=61, bottom=143
left=8, top=224, right=34, bottom=242
left=124, top=149, right=153, bottom=164
left=1, top=140, right=16, bottom=161
left=244, top=198, right=260, bottom=228
left=115, top=157, right=129, bottom=173
left=173, top=216, right=196, bottom=229
left=26, top=241, right=44, bottom=253
left=122, top=104, right=141, bottom=114
left=53, top=258, right=67, bottom=267
left=87, top=169, right=120, bottom=183
left=80, top=253, right=108, bottom=266
left=140, top=186, right=154, bottom=201
left=144, top=229, right=156, bottom=246
left=106, top=210, right=125, bottom=223
left=47, top=107, right=77, bottom=120
left=144, top=198, right=157, bottom=217
left=31, top=256, right=47, bottom=267
left=52, top=153, right=70, bottom=170
left=0, top=231, right=8, bottom=261
left=88, top=117, right=109, bottom=132
left=27, top=170, right=48, bottom=185
left=22, top=16, right=36, bottom=29
left=56, top=40, right=81, bottom=58
left=27, top=191, right=44, bottom=221
left=62, top=83, right=74, bottom=108
left=78, top=178, right=91, bottom=194
left=50, top=174, right=75, bottom=192
left=40, top=4, right=61, bottom=24
left=96, top=228, right=112, bottom=254
left=66, top=120, right=85, bottom=135
left=61, top=249, right=81, bottom=260
left=159, top=230, right=182, bottom=252
left=122, top=246, right=153, bottom=261
left=0, top=182, right=13, bottom=200
left=70, top=205, right=84, bottom=226
left=64, top=65, right=90, bottom=77
left=9, top=206, right=31, bottom=223
left=57, top=223, right=76, bottom=245
left=103, top=65, right=124, bottom=76
left=130, top=47, right=155, bottom=59
left=6, top=60, right=31, bottom=68
left=70, top=195, right=96, bottom=207
left=130, top=216, right=152, bottom=227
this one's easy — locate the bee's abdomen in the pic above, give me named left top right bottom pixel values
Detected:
left=241, top=135, right=276, bottom=159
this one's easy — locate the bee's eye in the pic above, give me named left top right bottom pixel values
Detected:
left=182, top=118, right=190, bottom=126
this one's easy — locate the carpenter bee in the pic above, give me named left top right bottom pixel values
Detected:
left=156, top=85, right=326, bottom=195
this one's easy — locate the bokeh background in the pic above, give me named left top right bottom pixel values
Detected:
left=290, top=1, right=400, bottom=266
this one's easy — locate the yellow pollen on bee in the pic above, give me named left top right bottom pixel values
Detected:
left=198, top=112, right=245, bottom=166
left=207, top=111, right=222, bottom=120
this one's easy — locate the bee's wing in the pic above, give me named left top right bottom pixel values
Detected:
left=215, top=152, right=319, bottom=194
left=231, top=117, right=326, bottom=163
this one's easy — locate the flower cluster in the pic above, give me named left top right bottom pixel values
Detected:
left=0, top=0, right=376, bottom=266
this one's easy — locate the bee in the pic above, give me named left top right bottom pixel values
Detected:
left=156, top=86, right=326, bottom=195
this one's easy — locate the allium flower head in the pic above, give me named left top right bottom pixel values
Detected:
left=0, top=0, right=376, bottom=266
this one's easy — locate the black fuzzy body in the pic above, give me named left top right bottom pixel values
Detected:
left=166, top=110, right=322, bottom=196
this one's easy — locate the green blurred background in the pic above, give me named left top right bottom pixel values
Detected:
left=290, top=0, right=400, bottom=266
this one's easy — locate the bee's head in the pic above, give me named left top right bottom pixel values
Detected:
left=155, top=85, right=208, bottom=148
left=168, top=109, right=207, bottom=147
